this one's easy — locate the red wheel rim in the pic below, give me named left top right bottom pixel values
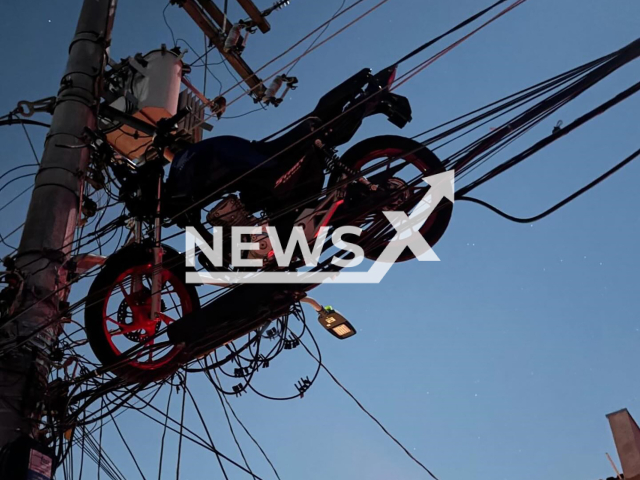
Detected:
left=351, top=148, right=443, bottom=257
left=101, top=264, right=193, bottom=370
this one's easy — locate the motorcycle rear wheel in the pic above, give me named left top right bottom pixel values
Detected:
left=331, top=135, right=453, bottom=262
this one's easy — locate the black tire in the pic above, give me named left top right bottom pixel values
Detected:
left=84, top=244, right=200, bottom=383
left=330, top=135, right=453, bottom=262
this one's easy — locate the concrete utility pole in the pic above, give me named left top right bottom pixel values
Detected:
left=0, top=0, right=117, bottom=451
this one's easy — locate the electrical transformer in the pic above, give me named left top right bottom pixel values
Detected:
left=102, top=47, right=185, bottom=160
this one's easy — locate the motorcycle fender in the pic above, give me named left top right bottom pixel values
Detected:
left=378, top=93, right=413, bottom=128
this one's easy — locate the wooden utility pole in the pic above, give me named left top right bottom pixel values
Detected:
left=0, top=0, right=117, bottom=452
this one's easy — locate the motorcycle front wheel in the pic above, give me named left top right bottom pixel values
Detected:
left=330, top=135, right=453, bottom=262
left=84, top=245, right=200, bottom=382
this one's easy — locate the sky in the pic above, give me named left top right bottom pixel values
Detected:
left=1, top=0, right=640, bottom=479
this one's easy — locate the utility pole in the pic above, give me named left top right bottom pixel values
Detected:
left=0, top=0, right=117, bottom=454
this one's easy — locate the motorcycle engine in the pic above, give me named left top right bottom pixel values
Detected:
left=206, top=195, right=274, bottom=263
left=206, top=195, right=257, bottom=228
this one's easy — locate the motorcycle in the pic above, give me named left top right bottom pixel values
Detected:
left=84, top=65, right=453, bottom=381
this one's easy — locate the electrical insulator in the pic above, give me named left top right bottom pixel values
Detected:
left=224, top=21, right=257, bottom=54
left=265, top=327, right=278, bottom=338
left=264, top=75, right=284, bottom=100
left=283, top=336, right=300, bottom=350
left=232, top=384, right=244, bottom=396
left=234, top=367, right=251, bottom=377
left=257, top=354, right=270, bottom=368
left=224, top=23, right=244, bottom=52
left=262, top=74, right=298, bottom=107
left=295, top=376, right=312, bottom=397
left=262, top=0, right=291, bottom=17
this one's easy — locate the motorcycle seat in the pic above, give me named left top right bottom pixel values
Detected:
left=253, top=117, right=322, bottom=158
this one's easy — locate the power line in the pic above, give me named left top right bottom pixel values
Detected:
left=212, top=377, right=255, bottom=477
left=393, top=0, right=510, bottom=66
left=391, top=0, right=530, bottom=91
left=162, top=1, right=177, bottom=47
left=110, top=413, right=148, bottom=480
left=213, top=369, right=282, bottom=480
left=457, top=77, right=640, bottom=195
left=176, top=37, right=224, bottom=96
left=459, top=145, right=640, bottom=223
left=20, top=122, right=41, bottom=165
left=285, top=0, right=347, bottom=76
left=184, top=383, right=232, bottom=480
left=298, top=335, right=441, bottom=480
left=0, top=118, right=51, bottom=128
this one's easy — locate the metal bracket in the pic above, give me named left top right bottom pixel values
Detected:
left=299, top=296, right=322, bottom=312
left=67, top=253, right=107, bottom=275
left=13, top=97, right=57, bottom=118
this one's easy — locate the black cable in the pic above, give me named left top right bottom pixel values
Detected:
left=184, top=384, right=232, bottom=480
left=214, top=370, right=282, bottom=480
left=0, top=172, right=36, bottom=194
left=459, top=145, right=640, bottom=223
left=411, top=53, right=612, bottom=142
left=157, top=387, right=172, bottom=480
left=126, top=392, right=267, bottom=480
left=223, top=0, right=229, bottom=34
left=162, top=2, right=177, bottom=47
left=0, top=163, right=38, bottom=183
left=393, top=0, right=509, bottom=66
left=218, top=51, right=251, bottom=95
left=176, top=379, right=186, bottom=480
left=298, top=333, right=441, bottom=480
left=213, top=384, right=256, bottom=477
left=80, top=425, right=127, bottom=480
left=176, top=37, right=223, bottom=96
left=20, top=122, right=41, bottom=165
left=203, top=33, right=208, bottom=96
left=422, top=58, right=611, bottom=159
left=98, top=398, right=105, bottom=480
left=219, top=107, right=265, bottom=119
left=0, top=118, right=51, bottom=128
left=458, top=78, right=640, bottom=196
left=0, top=222, right=24, bottom=252
left=187, top=45, right=225, bottom=69
left=110, top=413, right=148, bottom=480
left=430, top=40, right=640, bottom=185
left=78, top=423, right=85, bottom=480
left=286, top=0, right=346, bottom=75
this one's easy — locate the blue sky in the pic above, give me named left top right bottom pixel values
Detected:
left=1, top=0, right=640, bottom=479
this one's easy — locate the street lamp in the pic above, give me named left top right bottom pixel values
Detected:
left=318, top=305, right=357, bottom=339
left=300, top=297, right=357, bottom=339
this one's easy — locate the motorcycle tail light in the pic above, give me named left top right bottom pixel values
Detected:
left=387, top=67, right=397, bottom=87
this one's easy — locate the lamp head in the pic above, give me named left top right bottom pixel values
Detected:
left=317, top=306, right=357, bottom=339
